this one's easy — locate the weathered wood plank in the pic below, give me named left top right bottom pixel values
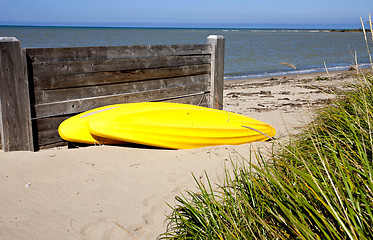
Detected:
left=36, top=115, right=70, bottom=132
left=157, top=92, right=208, bottom=106
left=31, top=55, right=211, bottom=76
left=38, top=128, right=63, bottom=146
left=39, top=141, right=67, bottom=150
left=34, top=115, right=69, bottom=146
left=34, top=74, right=210, bottom=104
left=36, top=126, right=68, bottom=148
left=33, top=64, right=211, bottom=90
left=27, top=44, right=212, bottom=62
left=207, top=35, right=225, bottom=110
left=0, top=38, right=34, bottom=151
left=34, top=83, right=209, bottom=119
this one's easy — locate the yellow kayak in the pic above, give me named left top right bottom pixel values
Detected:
left=58, top=102, right=206, bottom=145
left=59, top=102, right=276, bottom=149
left=58, top=104, right=126, bottom=144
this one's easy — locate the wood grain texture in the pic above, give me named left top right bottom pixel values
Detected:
left=26, top=44, right=212, bottom=62
left=34, top=74, right=210, bottom=104
left=36, top=116, right=69, bottom=146
left=31, top=55, right=211, bottom=76
left=34, top=80, right=209, bottom=118
left=0, top=38, right=34, bottom=151
left=207, top=35, right=225, bottom=110
left=32, top=64, right=211, bottom=90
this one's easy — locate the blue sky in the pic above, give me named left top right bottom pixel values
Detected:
left=1, top=0, right=372, bottom=28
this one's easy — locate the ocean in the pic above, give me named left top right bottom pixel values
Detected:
left=0, top=26, right=371, bottom=80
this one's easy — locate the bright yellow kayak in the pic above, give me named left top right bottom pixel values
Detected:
left=58, top=102, right=205, bottom=145
left=59, top=102, right=276, bottom=149
left=58, top=104, right=126, bottom=144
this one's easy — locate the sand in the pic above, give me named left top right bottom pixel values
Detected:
left=0, top=69, right=360, bottom=239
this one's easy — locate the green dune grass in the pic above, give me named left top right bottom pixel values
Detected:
left=159, top=71, right=373, bottom=240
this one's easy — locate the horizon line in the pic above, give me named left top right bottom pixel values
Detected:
left=0, top=20, right=366, bottom=29
left=0, top=23, right=365, bottom=30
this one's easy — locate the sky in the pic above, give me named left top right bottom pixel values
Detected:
left=0, top=0, right=372, bottom=28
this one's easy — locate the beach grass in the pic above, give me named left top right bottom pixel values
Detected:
left=159, top=69, right=373, bottom=240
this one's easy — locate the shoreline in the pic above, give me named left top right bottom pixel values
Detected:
left=224, top=63, right=372, bottom=81
left=0, top=68, right=365, bottom=239
left=225, top=68, right=357, bottom=84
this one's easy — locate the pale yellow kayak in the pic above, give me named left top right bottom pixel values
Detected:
left=59, top=102, right=276, bottom=149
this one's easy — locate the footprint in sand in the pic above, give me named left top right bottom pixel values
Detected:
left=78, top=218, right=133, bottom=240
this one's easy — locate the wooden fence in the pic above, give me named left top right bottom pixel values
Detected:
left=0, top=35, right=225, bottom=151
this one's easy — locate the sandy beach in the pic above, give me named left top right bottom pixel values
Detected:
left=0, top=69, right=360, bottom=239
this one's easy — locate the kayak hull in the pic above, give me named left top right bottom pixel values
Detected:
left=59, top=102, right=276, bottom=149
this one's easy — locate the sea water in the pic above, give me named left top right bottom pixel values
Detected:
left=0, top=26, right=371, bottom=80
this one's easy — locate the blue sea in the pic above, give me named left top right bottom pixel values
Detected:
left=0, top=26, right=371, bottom=80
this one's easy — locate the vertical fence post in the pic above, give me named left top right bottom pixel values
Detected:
left=0, top=37, right=34, bottom=151
left=207, top=35, right=225, bottom=110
